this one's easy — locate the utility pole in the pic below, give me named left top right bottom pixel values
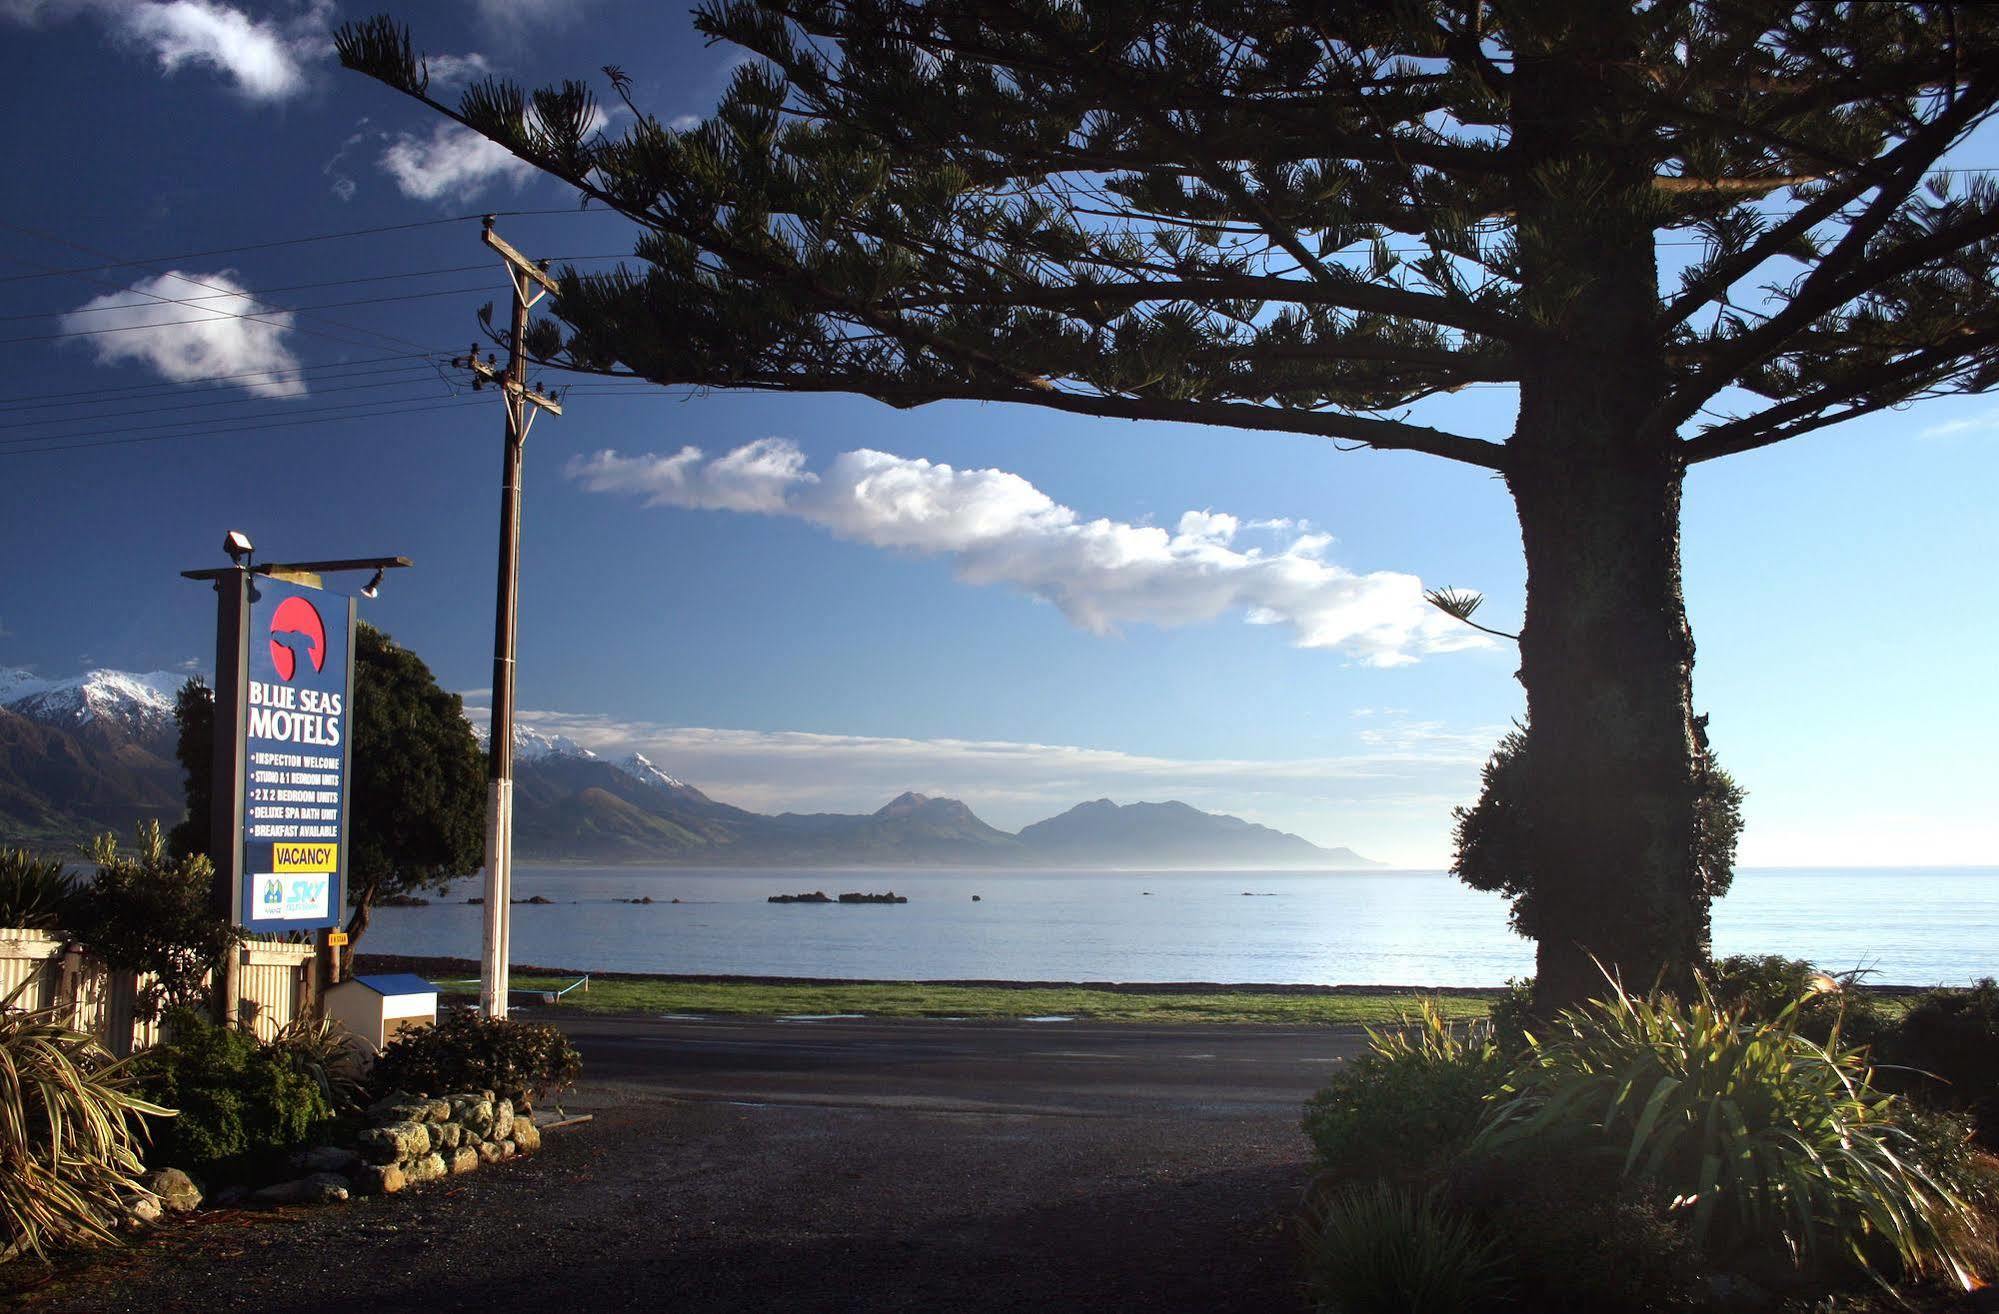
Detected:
left=456, top=217, right=562, bottom=1020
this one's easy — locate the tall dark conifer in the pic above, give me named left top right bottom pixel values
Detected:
left=340, top=2, right=1999, bottom=1003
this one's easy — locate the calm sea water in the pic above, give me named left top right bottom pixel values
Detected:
left=358, top=867, right=1999, bottom=988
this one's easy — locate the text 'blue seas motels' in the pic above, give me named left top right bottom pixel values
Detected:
left=237, top=576, right=354, bottom=933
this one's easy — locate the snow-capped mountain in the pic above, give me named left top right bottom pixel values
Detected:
left=619, top=752, right=686, bottom=792
left=0, top=667, right=186, bottom=741
left=467, top=721, right=599, bottom=762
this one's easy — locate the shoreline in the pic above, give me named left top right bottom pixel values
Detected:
left=355, top=954, right=1504, bottom=995
left=354, top=954, right=1945, bottom=995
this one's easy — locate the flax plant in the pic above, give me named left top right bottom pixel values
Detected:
left=1474, top=975, right=1979, bottom=1289
left=0, top=993, right=173, bottom=1264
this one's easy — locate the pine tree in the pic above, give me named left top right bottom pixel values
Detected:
left=339, top=2, right=1999, bottom=1004
left=342, top=624, right=485, bottom=972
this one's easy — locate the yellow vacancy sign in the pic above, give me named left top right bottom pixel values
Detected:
left=273, top=843, right=338, bottom=872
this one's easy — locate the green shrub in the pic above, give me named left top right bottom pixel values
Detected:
left=372, top=1010, right=580, bottom=1111
left=136, top=1010, right=331, bottom=1180
left=1301, top=1181, right=1505, bottom=1314
left=1881, top=978, right=1999, bottom=1145
left=1487, top=977, right=1537, bottom=1048
left=1473, top=979, right=1979, bottom=1289
left=1303, top=1000, right=1508, bottom=1183
left=1, top=999, right=171, bottom=1264
left=0, top=848, right=77, bottom=933
left=1451, top=727, right=1745, bottom=940
left=265, top=1014, right=372, bottom=1116
left=69, top=823, right=240, bottom=1021
left=1449, top=1155, right=1705, bottom=1313
left=1707, top=954, right=1889, bottom=1049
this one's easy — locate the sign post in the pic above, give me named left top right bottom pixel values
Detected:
left=185, top=542, right=409, bottom=1018
left=235, top=575, right=354, bottom=935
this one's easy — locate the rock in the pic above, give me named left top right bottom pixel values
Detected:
left=144, top=1167, right=202, bottom=1214
left=434, top=1122, right=462, bottom=1150
left=252, top=1173, right=350, bottom=1208
left=475, top=1140, right=505, bottom=1166
left=404, top=1152, right=448, bottom=1183
left=491, top=1099, right=514, bottom=1142
left=370, top=1101, right=429, bottom=1126
left=124, top=1196, right=164, bottom=1229
left=497, top=1139, right=516, bottom=1160
left=449, top=1147, right=480, bottom=1175
left=294, top=1145, right=360, bottom=1175
left=461, top=1099, right=496, bottom=1135
left=348, top=1163, right=405, bottom=1196
left=510, top=1120, right=542, bottom=1155
left=209, top=1184, right=250, bottom=1209
left=421, top=1098, right=451, bottom=1123
left=357, top=1121, right=428, bottom=1164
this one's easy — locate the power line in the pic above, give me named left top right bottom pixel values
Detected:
left=0, top=356, right=436, bottom=412
left=0, top=382, right=481, bottom=448
left=0, top=282, right=521, bottom=347
left=0, top=370, right=455, bottom=434
left=0, top=396, right=491, bottom=458
left=0, top=220, right=453, bottom=360
left=0, top=207, right=629, bottom=286
left=1, top=253, right=639, bottom=324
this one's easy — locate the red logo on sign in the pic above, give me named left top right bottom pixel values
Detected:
left=268, top=596, right=326, bottom=682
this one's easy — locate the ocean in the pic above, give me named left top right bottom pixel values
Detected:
left=357, top=866, right=1999, bottom=988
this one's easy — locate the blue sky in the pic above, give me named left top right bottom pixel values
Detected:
left=0, top=1, right=1994, bottom=867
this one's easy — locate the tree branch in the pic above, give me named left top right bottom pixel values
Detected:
left=1681, top=323, right=1999, bottom=463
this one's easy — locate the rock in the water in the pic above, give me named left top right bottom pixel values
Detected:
left=405, top=1153, right=448, bottom=1183
left=449, top=1146, right=479, bottom=1175
left=144, top=1167, right=203, bottom=1214
left=348, top=1163, right=405, bottom=1196
left=510, top=1120, right=542, bottom=1155
left=491, top=1099, right=514, bottom=1142
left=357, top=1120, right=428, bottom=1164
left=295, top=1145, right=360, bottom=1175
left=252, top=1173, right=350, bottom=1208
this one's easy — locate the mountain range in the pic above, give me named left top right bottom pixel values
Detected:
left=0, top=668, right=1377, bottom=869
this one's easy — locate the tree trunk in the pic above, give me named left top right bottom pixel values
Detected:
left=340, top=882, right=376, bottom=978
left=1507, top=12, right=1709, bottom=1008
left=1510, top=456, right=1705, bottom=1006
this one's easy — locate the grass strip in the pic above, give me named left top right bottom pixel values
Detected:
left=485, top=976, right=1500, bottom=1026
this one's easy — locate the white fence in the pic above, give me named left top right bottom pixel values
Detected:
left=0, top=929, right=316, bottom=1054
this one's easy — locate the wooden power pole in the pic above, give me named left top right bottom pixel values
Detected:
left=457, top=218, right=562, bottom=1020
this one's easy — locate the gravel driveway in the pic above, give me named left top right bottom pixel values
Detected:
left=13, top=1015, right=1363, bottom=1313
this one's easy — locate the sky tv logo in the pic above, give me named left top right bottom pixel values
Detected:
left=254, top=873, right=330, bottom=921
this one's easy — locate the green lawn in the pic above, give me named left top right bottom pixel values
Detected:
left=473, top=975, right=1500, bottom=1026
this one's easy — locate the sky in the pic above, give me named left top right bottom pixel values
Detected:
left=0, top=1, right=1995, bottom=868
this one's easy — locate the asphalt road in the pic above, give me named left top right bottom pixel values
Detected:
left=29, top=1015, right=1369, bottom=1314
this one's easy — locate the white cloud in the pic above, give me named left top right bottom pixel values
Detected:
left=424, top=51, right=493, bottom=86
left=378, top=121, right=539, bottom=202
left=668, top=114, right=702, bottom=131
left=569, top=439, right=1488, bottom=667
left=469, top=0, right=593, bottom=30
left=1919, top=409, right=1999, bottom=439
left=58, top=272, right=305, bottom=398
left=4, top=1, right=332, bottom=101
left=377, top=104, right=609, bottom=202
left=467, top=705, right=1504, bottom=854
